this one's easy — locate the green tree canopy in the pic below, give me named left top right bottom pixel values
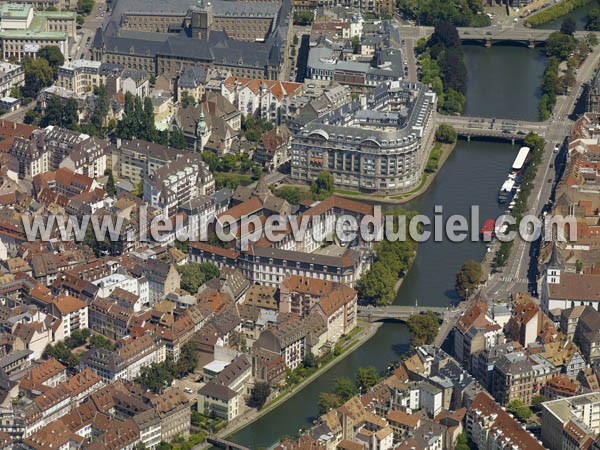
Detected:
left=333, top=377, right=354, bottom=402
left=169, top=127, right=187, bottom=149
left=310, top=170, right=334, bottom=200
left=435, top=124, right=457, bottom=143
left=105, top=169, right=116, bottom=197
left=406, top=311, right=440, bottom=348
left=507, top=399, right=532, bottom=421
left=38, top=46, right=65, bottom=70
left=545, top=31, right=576, bottom=59
left=176, top=262, right=220, bottom=293
left=455, top=259, right=482, bottom=300
left=22, top=57, right=54, bottom=98
left=560, top=17, right=576, bottom=35
left=251, top=381, right=271, bottom=409
left=355, top=366, right=379, bottom=393
left=318, top=392, right=341, bottom=414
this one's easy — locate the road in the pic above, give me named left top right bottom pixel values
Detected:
left=71, top=0, right=106, bottom=60
left=483, top=43, right=600, bottom=300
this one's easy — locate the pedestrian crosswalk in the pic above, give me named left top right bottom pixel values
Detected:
left=500, top=276, right=529, bottom=284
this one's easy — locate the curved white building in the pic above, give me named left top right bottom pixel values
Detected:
left=291, top=81, right=436, bottom=193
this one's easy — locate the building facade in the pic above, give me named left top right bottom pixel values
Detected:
left=291, top=81, right=436, bottom=193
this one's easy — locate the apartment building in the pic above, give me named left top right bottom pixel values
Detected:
left=292, top=81, right=436, bottom=193
left=113, top=139, right=186, bottom=185
left=0, top=62, right=23, bottom=98
left=143, top=154, right=215, bottom=217
left=468, top=392, right=545, bottom=450
left=56, top=60, right=102, bottom=96
left=492, top=352, right=535, bottom=406
left=279, top=274, right=358, bottom=343
left=221, top=76, right=302, bottom=124
left=50, top=295, right=88, bottom=339
left=542, top=393, right=600, bottom=450
left=79, top=334, right=166, bottom=382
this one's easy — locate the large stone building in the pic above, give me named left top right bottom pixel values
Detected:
left=0, top=4, right=75, bottom=60
left=291, top=81, right=436, bottom=194
left=92, top=0, right=292, bottom=80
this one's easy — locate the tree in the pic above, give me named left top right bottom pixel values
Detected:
left=440, top=88, right=465, bottom=115
left=24, top=110, right=40, bottom=125
left=135, top=360, right=176, bottom=394
left=455, top=433, right=472, bottom=450
left=586, top=32, right=599, bottom=47
left=352, top=35, right=360, bottom=53
left=44, top=341, right=78, bottom=367
left=133, top=180, right=144, bottom=198
left=65, top=328, right=91, bottom=348
left=303, top=352, right=317, bottom=369
left=229, top=330, right=248, bottom=352
left=455, top=259, right=482, bottom=300
left=38, top=46, right=65, bottom=71
left=545, top=31, right=576, bottom=60
left=560, top=17, right=576, bottom=35
left=78, top=0, right=94, bottom=14
left=333, top=377, right=354, bottom=401
left=531, top=394, right=548, bottom=411
left=435, top=124, right=457, bottom=144
left=169, top=127, right=187, bottom=149
left=507, top=399, right=532, bottom=421
left=90, top=334, right=116, bottom=350
left=105, top=169, right=116, bottom=197
left=22, top=57, right=54, bottom=98
left=76, top=14, right=85, bottom=26
left=440, top=49, right=468, bottom=95
left=251, top=381, right=271, bottom=409
left=355, top=366, right=379, bottom=393
left=431, top=20, right=461, bottom=49
left=293, top=34, right=299, bottom=46
left=182, top=95, right=196, bottom=108
left=310, top=170, right=333, bottom=200
left=406, top=311, right=439, bottom=348
left=356, top=262, right=397, bottom=305
left=241, top=115, right=274, bottom=142
left=176, top=262, right=220, bottom=293
left=294, top=11, right=313, bottom=25
left=318, top=392, right=341, bottom=414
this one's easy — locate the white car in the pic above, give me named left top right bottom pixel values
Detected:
left=554, top=144, right=560, bottom=153
left=183, top=387, right=193, bottom=394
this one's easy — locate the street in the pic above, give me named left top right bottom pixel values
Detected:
left=71, top=0, right=106, bottom=60
left=483, top=41, right=600, bottom=300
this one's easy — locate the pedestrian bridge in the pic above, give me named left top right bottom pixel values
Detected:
left=358, top=305, right=447, bottom=322
left=207, top=435, right=251, bottom=450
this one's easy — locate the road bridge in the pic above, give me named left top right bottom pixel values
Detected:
left=439, top=115, right=544, bottom=142
left=358, top=305, right=447, bottom=322
left=399, top=25, right=595, bottom=47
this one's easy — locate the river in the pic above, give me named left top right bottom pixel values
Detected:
left=536, top=0, right=599, bottom=30
left=227, top=44, right=544, bottom=449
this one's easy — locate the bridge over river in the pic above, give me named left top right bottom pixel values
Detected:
left=400, top=25, right=596, bottom=47
left=439, top=115, right=546, bottom=141
left=357, top=305, right=448, bottom=321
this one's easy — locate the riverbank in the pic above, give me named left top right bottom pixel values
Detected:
left=526, top=0, right=593, bottom=27
left=334, top=141, right=457, bottom=205
left=216, top=320, right=382, bottom=442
